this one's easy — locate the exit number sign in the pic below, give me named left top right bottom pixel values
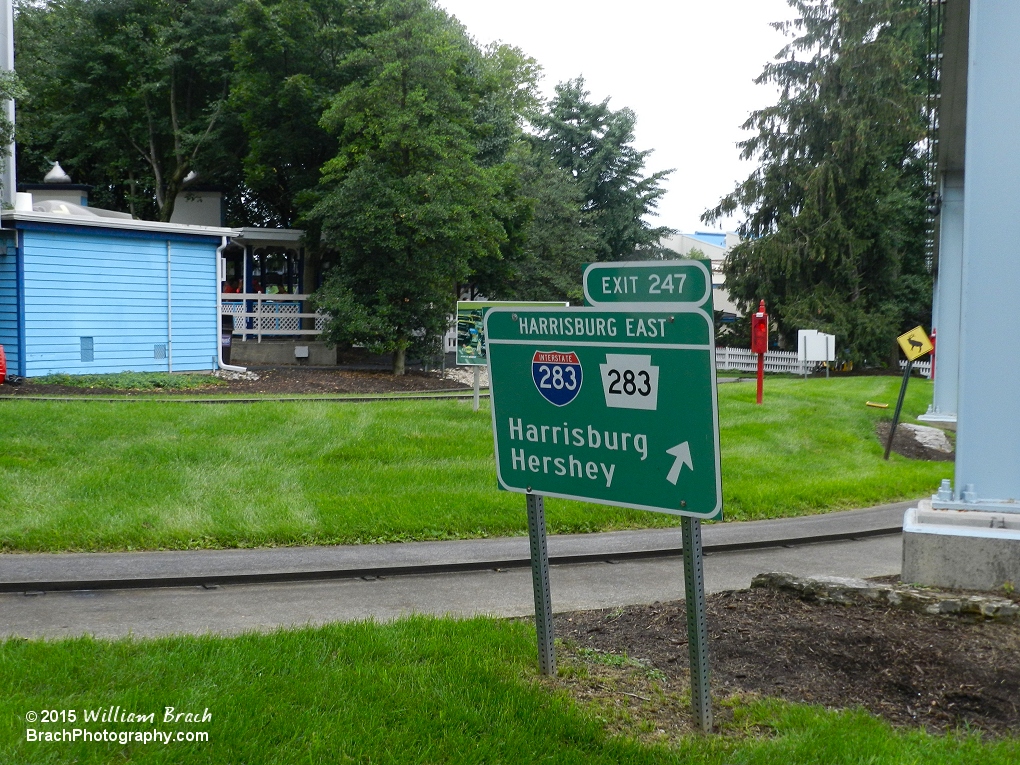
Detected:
left=583, top=260, right=712, bottom=308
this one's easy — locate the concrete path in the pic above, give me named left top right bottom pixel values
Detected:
left=0, top=503, right=913, bottom=640
left=0, top=501, right=913, bottom=592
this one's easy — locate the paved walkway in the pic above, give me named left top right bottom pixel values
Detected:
left=0, top=501, right=912, bottom=592
left=0, top=502, right=914, bottom=639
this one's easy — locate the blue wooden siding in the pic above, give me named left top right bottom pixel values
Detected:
left=20, top=228, right=219, bottom=376
left=169, top=239, right=218, bottom=371
left=0, top=247, right=18, bottom=372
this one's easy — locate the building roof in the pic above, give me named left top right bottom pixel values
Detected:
left=687, top=231, right=727, bottom=248
left=1, top=209, right=239, bottom=238
left=235, top=227, right=305, bottom=248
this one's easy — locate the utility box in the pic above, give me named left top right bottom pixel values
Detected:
left=750, top=302, right=769, bottom=354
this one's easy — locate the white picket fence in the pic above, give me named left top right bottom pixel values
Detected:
left=716, top=347, right=805, bottom=374
left=899, top=358, right=932, bottom=378
left=715, top=346, right=931, bottom=378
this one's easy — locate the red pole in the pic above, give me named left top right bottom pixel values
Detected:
left=751, top=299, right=768, bottom=405
left=756, top=352, right=764, bottom=404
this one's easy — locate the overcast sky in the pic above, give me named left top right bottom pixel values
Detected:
left=437, top=0, right=798, bottom=236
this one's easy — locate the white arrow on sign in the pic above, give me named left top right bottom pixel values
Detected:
left=665, top=442, right=694, bottom=485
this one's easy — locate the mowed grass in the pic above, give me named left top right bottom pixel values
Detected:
left=0, top=618, right=1015, bottom=764
left=0, top=377, right=950, bottom=551
left=28, top=372, right=228, bottom=391
left=718, top=376, right=948, bottom=520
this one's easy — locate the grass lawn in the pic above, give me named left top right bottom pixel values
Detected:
left=0, top=377, right=950, bottom=552
left=27, top=372, right=228, bottom=392
left=0, top=617, right=1015, bottom=764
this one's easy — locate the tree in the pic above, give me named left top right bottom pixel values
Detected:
left=15, top=0, right=241, bottom=222
left=534, top=78, right=674, bottom=261
left=229, top=0, right=384, bottom=229
left=310, top=0, right=508, bottom=374
left=474, top=141, right=596, bottom=303
left=704, top=0, right=931, bottom=364
left=458, top=42, right=543, bottom=303
left=0, top=71, right=24, bottom=200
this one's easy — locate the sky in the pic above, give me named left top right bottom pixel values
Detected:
left=437, top=0, right=799, bottom=236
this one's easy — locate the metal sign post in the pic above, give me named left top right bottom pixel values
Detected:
left=472, top=366, right=480, bottom=412
left=681, top=516, right=712, bottom=733
left=526, top=492, right=556, bottom=675
left=487, top=262, right=721, bottom=731
left=884, top=359, right=914, bottom=460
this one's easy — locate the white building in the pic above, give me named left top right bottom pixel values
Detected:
left=660, top=231, right=740, bottom=317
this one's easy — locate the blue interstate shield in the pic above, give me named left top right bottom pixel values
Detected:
left=532, top=350, right=583, bottom=406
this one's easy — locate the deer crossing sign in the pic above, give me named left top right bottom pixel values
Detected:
left=897, top=326, right=934, bottom=362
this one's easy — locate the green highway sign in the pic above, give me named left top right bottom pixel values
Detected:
left=583, top=260, right=712, bottom=308
left=457, top=301, right=566, bottom=366
left=485, top=306, right=722, bottom=519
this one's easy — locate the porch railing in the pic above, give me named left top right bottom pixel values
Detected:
left=221, top=293, right=327, bottom=342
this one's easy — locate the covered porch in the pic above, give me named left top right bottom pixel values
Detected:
left=220, top=227, right=327, bottom=343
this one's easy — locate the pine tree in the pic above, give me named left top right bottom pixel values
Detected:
left=535, top=78, right=673, bottom=261
left=704, top=0, right=931, bottom=364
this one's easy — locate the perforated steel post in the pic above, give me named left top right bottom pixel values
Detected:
left=681, top=516, right=712, bottom=733
left=526, top=492, right=556, bottom=676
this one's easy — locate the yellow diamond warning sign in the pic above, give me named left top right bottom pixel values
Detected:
left=897, top=326, right=934, bottom=361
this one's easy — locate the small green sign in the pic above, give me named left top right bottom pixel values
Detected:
left=485, top=306, right=722, bottom=519
left=457, top=301, right=566, bottom=366
left=583, top=260, right=712, bottom=307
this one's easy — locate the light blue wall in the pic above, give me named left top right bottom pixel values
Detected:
left=952, top=0, right=1020, bottom=504
left=169, top=238, right=218, bottom=372
left=0, top=246, right=18, bottom=372
left=20, top=226, right=219, bottom=376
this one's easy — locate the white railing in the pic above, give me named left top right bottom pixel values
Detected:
left=899, top=358, right=932, bottom=378
left=715, top=346, right=932, bottom=378
left=716, top=346, right=808, bottom=374
left=222, top=293, right=327, bottom=342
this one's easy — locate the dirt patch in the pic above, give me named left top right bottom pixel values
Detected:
left=876, top=420, right=955, bottom=461
left=555, top=586, right=1020, bottom=736
left=2, top=367, right=470, bottom=397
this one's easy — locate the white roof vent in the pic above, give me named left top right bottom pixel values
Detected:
left=44, top=162, right=72, bottom=183
left=33, top=199, right=99, bottom=218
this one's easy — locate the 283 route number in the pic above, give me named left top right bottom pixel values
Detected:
left=536, top=364, right=578, bottom=391
left=605, top=368, right=651, bottom=397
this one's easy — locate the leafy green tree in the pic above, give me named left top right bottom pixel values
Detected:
left=15, top=0, right=241, bottom=222
left=534, top=77, right=673, bottom=261
left=310, top=0, right=507, bottom=374
left=704, top=0, right=931, bottom=364
left=458, top=43, right=543, bottom=303
left=0, top=70, right=24, bottom=200
left=476, top=141, right=596, bottom=303
left=229, top=0, right=384, bottom=228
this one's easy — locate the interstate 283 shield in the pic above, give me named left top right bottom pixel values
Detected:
left=532, top=350, right=583, bottom=406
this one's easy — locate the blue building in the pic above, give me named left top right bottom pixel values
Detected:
left=0, top=206, right=237, bottom=377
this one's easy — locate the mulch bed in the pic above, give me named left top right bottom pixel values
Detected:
left=1, top=367, right=469, bottom=397
left=557, top=586, right=1020, bottom=736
